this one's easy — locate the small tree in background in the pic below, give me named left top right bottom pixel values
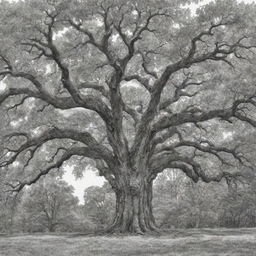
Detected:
left=83, top=183, right=115, bottom=229
left=18, top=176, right=79, bottom=232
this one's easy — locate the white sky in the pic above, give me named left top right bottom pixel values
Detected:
left=63, top=166, right=105, bottom=204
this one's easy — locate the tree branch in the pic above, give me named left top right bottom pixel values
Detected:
left=149, top=151, right=243, bottom=184
left=123, top=75, right=152, bottom=92
left=154, top=96, right=256, bottom=132
left=5, top=146, right=110, bottom=193
left=159, top=74, right=205, bottom=111
left=0, top=87, right=77, bottom=110
left=1, top=126, right=114, bottom=168
left=156, top=138, right=247, bottom=166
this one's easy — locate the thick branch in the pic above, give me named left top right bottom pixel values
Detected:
left=0, top=87, right=77, bottom=110
left=149, top=152, right=243, bottom=184
left=156, top=139, right=246, bottom=165
left=1, top=126, right=114, bottom=168
left=154, top=96, right=256, bottom=132
left=0, top=75, right=113, bottom=126
left=5, top=146, right=110, bottom=193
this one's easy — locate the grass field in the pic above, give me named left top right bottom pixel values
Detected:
left=0, top=228, right=256, bottom=256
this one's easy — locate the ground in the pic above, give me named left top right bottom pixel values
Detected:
left=0, top=228, right=256, bottom=256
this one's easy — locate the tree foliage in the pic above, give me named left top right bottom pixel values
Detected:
left=83, top=183, right=115, bottom=228
left=153, top=170, right=256, bottom=229
left=1, top=0, right=256, bottom=233
left=17, top=176, right=79, bottom=232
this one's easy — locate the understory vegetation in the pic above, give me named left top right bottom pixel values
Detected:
left=1, top=170, right=256, bottom=234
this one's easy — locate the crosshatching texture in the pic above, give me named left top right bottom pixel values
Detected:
left=1, top=0, right=256, bottom=255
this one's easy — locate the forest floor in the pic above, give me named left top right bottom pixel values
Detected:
left=0, top=228, right=256, bottom=256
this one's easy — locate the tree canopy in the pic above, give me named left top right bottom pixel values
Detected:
left=1, top=0, right=256, bottom=233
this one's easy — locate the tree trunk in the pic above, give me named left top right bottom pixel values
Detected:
left=48, top=222, right=56, bottom=232
left=107, top=177, right=158, bottom=234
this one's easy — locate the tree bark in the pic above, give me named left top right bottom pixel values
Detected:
left=107, top=176, right=158, bottom=234
left=48, top=224, right=56, bottom=232
left=48, top=220, right=57, bottom=232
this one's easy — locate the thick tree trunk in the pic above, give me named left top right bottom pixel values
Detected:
left=107, top=178, right=158, bottom=234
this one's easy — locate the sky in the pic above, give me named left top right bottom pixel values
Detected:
left=63, top=166, right=105, bottom=204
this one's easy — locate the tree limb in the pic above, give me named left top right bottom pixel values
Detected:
left=1, top=126, right=114, bottom=168
left=5, top=146, right=110, bottom=193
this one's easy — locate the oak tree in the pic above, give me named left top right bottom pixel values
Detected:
left=1, top=0, right=256, bottom=233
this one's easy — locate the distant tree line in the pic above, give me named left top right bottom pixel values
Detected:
left=1, top=170, right=256, bottom=234
left=153, top=171, right=256, bottom=229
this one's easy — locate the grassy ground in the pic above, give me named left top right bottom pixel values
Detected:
left=0, top=228, right=256, bottom=256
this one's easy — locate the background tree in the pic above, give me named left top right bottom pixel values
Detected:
left=0, top=196, right=21, bottom=234
left=154, top=170, right=226, bottom=228
left=219, top=179, right=256, bottom=228
left=1, top=0, right=256, bottom=233
left=18, top=176, right=79, bottom=232
left=83, top=183, right=115, bottom=229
